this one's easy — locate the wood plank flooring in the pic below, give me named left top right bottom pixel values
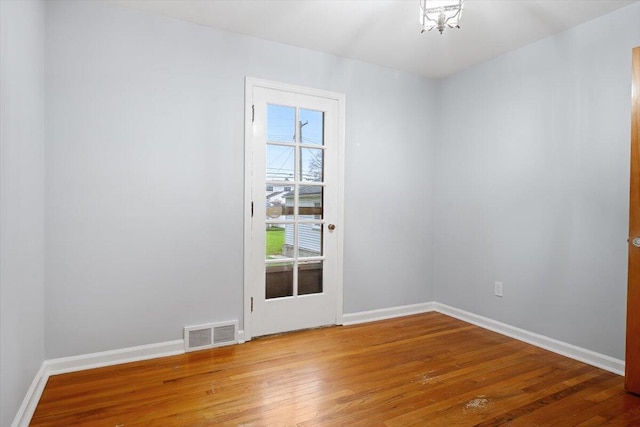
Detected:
left=31, top=313, right=640, bottom=426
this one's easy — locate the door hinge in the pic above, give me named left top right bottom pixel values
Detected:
left=252, top=105, right=255, bottom=123
left=251, top=201, right=254, bottom=217
left=251, top=297, right=254, bottom=313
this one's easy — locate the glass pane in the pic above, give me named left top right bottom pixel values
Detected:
left=299, top=109, right=324, bottom=146
left=285, top=223, right=295, bottom=257
left=265, top=224, right=288, bottom=260
left=299, top=261, right=323, bottom=295
left=266, top=262, right=294, bottom=299
left=267, top=105, right=295, bottom=143
left=297, top=222, right=322, bottom=258
left=298, top=186, right=323, bottom=220
left=301, top=147, right=323, bottom=182
left=266, top=144, right=294, bottom=181
left=266, top=185, right=293, bottom=219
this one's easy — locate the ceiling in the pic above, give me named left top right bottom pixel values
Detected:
left=111, top=0, right=638, bottom=79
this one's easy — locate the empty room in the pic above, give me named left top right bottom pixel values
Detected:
left=2, top=0, right=640, bottom=425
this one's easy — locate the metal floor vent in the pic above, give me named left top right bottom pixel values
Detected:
left=184, top=321, right=238, bottom=352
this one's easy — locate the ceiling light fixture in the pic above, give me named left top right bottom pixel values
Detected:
left=420, top=0, right=464, bottom=34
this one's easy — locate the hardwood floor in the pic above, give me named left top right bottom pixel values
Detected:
left=31, top=313, right=640, bottom=426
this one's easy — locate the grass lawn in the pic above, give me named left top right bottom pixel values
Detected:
left=266, top=227, right=285, bottom=256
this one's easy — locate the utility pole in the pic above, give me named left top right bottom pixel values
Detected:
left=299, top=120, right=308, bottom=180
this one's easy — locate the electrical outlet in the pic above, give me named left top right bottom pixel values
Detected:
left=494, top=281, right=503, bottom=297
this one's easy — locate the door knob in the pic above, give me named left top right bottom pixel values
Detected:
left=328, top=224, right=336, bottom=231
left=633, top=237, right=640, bottom=248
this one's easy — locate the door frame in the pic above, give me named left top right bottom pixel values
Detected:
left=627, top=46, right=640, bottom=395
left=243, top=77, right=345, bottom=341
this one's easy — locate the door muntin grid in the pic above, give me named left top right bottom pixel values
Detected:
left=265, top=105, right=324, bottom=299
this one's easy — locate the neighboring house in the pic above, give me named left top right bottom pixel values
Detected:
left=283, top=186, right=322, bottom=257
left=266, top=183, right=292, bottom=206
left=266, top=190, right=285, bottom=208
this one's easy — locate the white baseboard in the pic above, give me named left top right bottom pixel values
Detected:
left=434, top=302, right=625, bottom=376
left=46, top=339, right=185, bottom=376
left=11, top=363, right=48, bottom=427
left=343, top=302, right=435, bottom=325
left=11, top=339, right=184, bottom=427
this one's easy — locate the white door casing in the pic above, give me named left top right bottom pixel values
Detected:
left=244, top=78, right=345, bottom=339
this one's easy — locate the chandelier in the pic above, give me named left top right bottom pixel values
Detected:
left=420, top=0, right=464, bottom=34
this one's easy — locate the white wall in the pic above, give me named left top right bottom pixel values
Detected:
left=434, top=2, right=640, bottom=360
left=45, top=1, right=436, bottom=358
left=0, top=1, right=46, bottom=425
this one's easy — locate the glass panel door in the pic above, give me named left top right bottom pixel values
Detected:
left=247, top=80, right=343, bottom=338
